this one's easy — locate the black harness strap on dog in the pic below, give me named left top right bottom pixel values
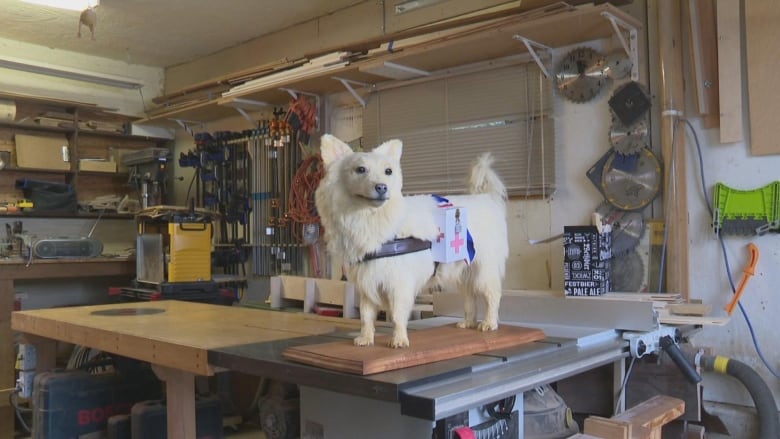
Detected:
left=361, top=237, right=432, bottom=262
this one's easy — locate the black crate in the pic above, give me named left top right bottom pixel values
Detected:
left=563, top=226, right=612, bottom=296
left=108, top=414, right=132, bottom=439
left=130, top=395, right=223, bottom=439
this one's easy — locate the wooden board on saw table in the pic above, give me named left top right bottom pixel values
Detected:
left=283, top=323, right=545, bottom=375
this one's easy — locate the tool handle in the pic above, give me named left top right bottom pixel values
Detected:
left=724, top=243, right=759, bottom=315
left=660, top=335, right=702, bottom=384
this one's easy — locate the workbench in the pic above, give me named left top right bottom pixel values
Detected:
left=1, top=257, right=135, bottom=439
left=10, top=296, right=650, bottom=438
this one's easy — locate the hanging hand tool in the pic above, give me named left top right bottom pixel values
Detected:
left=724, top=242, right=759, bottom=315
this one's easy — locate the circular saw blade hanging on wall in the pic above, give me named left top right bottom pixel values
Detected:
left=601, top=147, right=662, bottom=211
left=609, top=116, right=649, bottom=155
left=595, top=201, right=645, bottom=256
left=608, top=81, right=651, bottom=126
left=554, top=47, right=611, bottom=103
left=611, top=248, right=646, bottom=292
left=601, top=50, right=633, bottom=80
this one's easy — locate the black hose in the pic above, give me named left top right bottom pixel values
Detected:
left=700, top=355, right=779, bottom=439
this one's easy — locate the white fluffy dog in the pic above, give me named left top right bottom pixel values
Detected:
left=315, top=134, right=509, bottom=348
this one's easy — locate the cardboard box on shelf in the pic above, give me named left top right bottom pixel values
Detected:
left=79, top=159, right=117, bottom=173
left=14, top=134, right=70, bottom=171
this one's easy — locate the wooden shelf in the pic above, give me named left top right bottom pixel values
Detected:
left=0, top=92, right=172, bottom=219
left=0, top=120, right=73, bottom=135
left=0, top=211, right=134, bottom=219
left=0, top=167, right=72, bottom=175
left=140, top=3, right=641, bottom=125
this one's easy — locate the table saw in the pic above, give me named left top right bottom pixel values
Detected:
left=11, top=293, right=667, bottom=439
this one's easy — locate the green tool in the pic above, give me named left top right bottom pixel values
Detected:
left=713, top=181, right=780, bottom=236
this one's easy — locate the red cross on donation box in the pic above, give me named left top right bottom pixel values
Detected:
left=431, top=206, right=469, bottom=263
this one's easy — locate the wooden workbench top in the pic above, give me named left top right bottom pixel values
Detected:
left=12, top=300, right=340, bottom=375
left=0, top=256, right=135, bottom=280
left=0, top=256, right=133, bottom=265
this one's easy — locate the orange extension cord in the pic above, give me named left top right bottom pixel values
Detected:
left=286, top=154, right=325, bottom=276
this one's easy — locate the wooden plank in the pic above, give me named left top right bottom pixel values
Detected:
left=584, top=395, right=685, bottom=439
left=584, top=416, right=633, bottom=439
left=668, top=303, right=711, bottom=316
left=687, top=0, right=720, bottom=127
left=717, top=0, right=744, bottom=144
left=276, top=275, right=307, bottom=301
left=744, top=0, right=780, bottom=153
left=657, top=1, right=690, bottom=300
left=0, top=257, right=135, bottom=281
left=312, top=278, right=349, bottom=306
left=282, top=323, right=545, bottom=375
left=614, top=395, right=685, bottom=433
left=657, top=313, right=729, bottom=326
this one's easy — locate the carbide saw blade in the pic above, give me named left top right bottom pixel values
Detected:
left=596, top=202, right=645, bottom=256
left=554, top=47, right=611, bottom=103
left=602, top=50, right=633, bottom=80
left=609, top=116, right=649, bottom=155
left=611, top=248, right=645, bottom=292
left=601, top=147, right=662, bottom=211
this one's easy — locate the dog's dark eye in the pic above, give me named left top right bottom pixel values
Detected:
left=385, top=168, right=393, bottom=176
left=356, top=166, right=366, bottom=174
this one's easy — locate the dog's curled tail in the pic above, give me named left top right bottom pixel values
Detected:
left=467, top=153, right=507, bottom=202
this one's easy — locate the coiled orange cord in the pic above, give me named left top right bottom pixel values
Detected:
left=286, top=154, right=324, bottom=243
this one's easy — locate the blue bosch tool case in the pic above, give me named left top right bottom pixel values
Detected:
left=32, top=366, right=161, bottom=438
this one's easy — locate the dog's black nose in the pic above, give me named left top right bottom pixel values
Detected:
left=375, top=183, right=387, bottom=195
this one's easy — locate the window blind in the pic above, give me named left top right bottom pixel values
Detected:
left=362, top=62, right=555, bottom=197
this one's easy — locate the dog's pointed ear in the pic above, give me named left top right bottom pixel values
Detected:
left=374, top=139, right=402, bottom=161
left=320, top=134, right=353, bottom=165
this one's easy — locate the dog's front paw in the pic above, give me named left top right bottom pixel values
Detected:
left=354, top=335, right=374, bottom=346
left=388, top=335, right=410, bottom=348
left=456, top=320, right=478, bottom=329
left=477, top=321, right=499, bottom=332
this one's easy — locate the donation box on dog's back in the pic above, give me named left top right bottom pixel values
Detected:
left=432, top=206, right=471, bottom=263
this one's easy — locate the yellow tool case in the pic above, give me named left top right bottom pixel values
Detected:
left=135, top=205, right=215, bottom=284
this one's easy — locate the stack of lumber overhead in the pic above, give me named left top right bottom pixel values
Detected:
left=141, top=2, right=640, bottom=124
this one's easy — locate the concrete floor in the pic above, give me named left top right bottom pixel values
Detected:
left=225, top=423, right=267, bottom=438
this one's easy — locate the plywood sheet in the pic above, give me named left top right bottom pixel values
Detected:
left=716, top=0, right=743, bottom=143
left=283, top=324, right=545, bottom=375
left=744, top=0, right=778, bottom=153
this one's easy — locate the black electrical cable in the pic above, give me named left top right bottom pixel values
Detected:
left=185, top=168, right=198, bottom=206
left=485, top=395, right=515, bottom=420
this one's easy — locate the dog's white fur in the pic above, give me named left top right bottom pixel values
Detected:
left=315, top=134, right=509, bottom=348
